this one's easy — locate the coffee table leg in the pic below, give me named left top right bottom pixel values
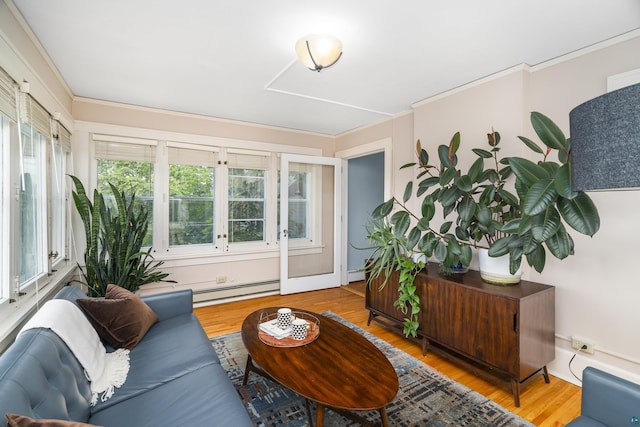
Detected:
left=304, top=399, right=314, bottom=426
left=242, top=355, right=253, bottom=385
left=379, top=407, right=389, bottom=427
left=316, top=403, right=324, bottom=427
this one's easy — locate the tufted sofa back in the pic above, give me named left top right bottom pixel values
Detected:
left=0, top=307, right=92, bottom=426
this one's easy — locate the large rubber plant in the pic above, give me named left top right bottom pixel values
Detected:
left=70, top=175, right=171, bottom=297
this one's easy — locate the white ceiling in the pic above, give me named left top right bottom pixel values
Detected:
left=12, top=0, right=640, bottom=135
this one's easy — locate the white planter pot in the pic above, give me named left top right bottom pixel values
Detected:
left=477, top=248, right=522, bottom=285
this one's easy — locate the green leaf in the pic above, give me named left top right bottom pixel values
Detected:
left=531, top=111, right=568, bottom=151
left=372, top=198, right=395, bottom=218
left=475, top=205, right=492, bottom=226
left=501, top=218, right=521, bottom=234
left=440, top=221, right=452, bottom=234
left=488, top=237, right=510, bottom=257
left=419, top=233, right=437, bottom=255
left=518, top=136, right=545, bottom=154
left=400, top=162, right=417, bottom=170
left=508, top=157, right=550, bottom=186
left=525, top=244, right=546, bottom=273
left=434, top=240, right=448, bottom=262
left=390, top=211, right=410, bottom=237
left=440, top=166, right=457, bottom=186
left=497, top=188, right=519, bottom=207
left=421, top=195, right=436, bottom=220
left=457, top=196, right=476, bottom=223
left=449, top=132, right=461, bottom=157
left=417, top=217, right=430, bottom=231
left=438, top=144, right=456, bottom=168
left=460, top=244, right=472, bottom=266
left=522, top=179, right=558, bottom=216
left=472, top=148, right=493, bottom=159
left=418, top=176, right=439, bottom=191
left=439, top=186, right=460, bottom=208
left=468, top=157, right=485, bottom=183
left=456, top=175, right=473, bottom=192
left=545, top=225, right=572, bottom=259
left=554, top=163, right=576, bottom=199
left=530, top=207, right=561, bottom=242
left=407, top=227, right=421, bottom=250
left=557, top=192, right=600, bottom=236
left=403, top=181, right=413, bottom=203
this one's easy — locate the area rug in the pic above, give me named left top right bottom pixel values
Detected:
left=210, top=311, right=534, bottom=427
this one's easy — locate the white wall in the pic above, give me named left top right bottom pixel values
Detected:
left=347, top=31, right=640, bottom=385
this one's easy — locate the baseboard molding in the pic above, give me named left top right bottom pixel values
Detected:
left=548, top=344, right=640, bottom=387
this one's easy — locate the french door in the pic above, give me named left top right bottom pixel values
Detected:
left=280, top=154, right=342, bottom=295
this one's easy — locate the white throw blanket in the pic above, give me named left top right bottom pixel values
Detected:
left=18, top=299, right=130, bottom=405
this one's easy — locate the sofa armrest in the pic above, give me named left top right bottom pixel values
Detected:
left=141, top=289, right=193, bottom=321
left=579, top=367, right=640, bottom=426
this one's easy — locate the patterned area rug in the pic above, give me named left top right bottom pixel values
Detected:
left=210, top=311, right=534, bottom=427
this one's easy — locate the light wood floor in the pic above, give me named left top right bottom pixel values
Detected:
left=194, top=284, right=581, bottom=426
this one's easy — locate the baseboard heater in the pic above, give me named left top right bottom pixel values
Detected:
left=192, top=280, right=280, bottom=304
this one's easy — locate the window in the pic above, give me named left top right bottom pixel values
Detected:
left=92, top=134, right=321, bottom=258
left=168, top=144, right=217, bottom=247
left=286, top=170, right=310, bottom=239
left=48, top=124, right=70, bottom=267
left=18, top=125, right=46, bottom=288
left=0, top=67, right=72, bottom=308
left=95, top=136, right=156, bottom=247
left=227, top=151, right=270, bottom=245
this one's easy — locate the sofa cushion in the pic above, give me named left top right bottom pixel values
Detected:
left=77, top=285, right=158, bottom=349
left=5, top=414, right=99, bottom=427
left=90, top=312, right=220, bottom=414
left=88, top=363, right=252, bottom=427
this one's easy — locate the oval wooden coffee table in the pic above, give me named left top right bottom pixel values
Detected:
left=241, top=308, right=399, bottom=427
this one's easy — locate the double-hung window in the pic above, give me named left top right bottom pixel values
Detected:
left=17, top=92, right=50, bottom=292
left=94, top=135, right=156, bottom=247
left=0, top=67, right=72, bottom=309
left=168, top=143, right=218, bottom=248
left=226, top=150, right=270, bottom=247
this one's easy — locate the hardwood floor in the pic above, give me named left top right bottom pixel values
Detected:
left=194, top=285, right=580, bottom=426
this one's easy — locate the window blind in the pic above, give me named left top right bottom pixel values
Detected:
left=94, top=134, right=157, bottom=162
left=168, top=146, right=218, bottom=167
left=0, top=67, right=17, bottom=121
left=58, top=124, right=71, bottom=152
left=20, top=92, right=50, bottom=137
left=227, top=149, right=270, bottom=169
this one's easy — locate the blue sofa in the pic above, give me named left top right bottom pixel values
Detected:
left=0, top=286, right=252, bottom=427
left=567, top=366, right=640, bottom=427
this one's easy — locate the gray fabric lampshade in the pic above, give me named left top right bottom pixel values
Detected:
left=569, top=82, right=640, bottom=191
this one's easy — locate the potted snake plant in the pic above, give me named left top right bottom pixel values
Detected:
left=70, top=175, right=172, bottom=297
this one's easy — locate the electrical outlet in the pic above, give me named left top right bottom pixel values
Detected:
left=216, top=275, right=227, bottom=284
left=571, top=336, right=595, bottom=354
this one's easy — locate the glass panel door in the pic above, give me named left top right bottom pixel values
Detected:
left=280, top=154, right=342, bottom=294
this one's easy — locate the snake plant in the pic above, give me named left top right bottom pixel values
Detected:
left=70, top=175, right=171, bottom=297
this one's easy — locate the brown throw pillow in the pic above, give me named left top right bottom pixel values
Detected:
left=77, top=284, right=158, bottom=349
left=5, top=413, right=100, bottom=427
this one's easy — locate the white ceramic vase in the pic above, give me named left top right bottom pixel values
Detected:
left=477, top=248, right=522, bottom=285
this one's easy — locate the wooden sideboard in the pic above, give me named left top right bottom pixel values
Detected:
left=365, top=266, right=555, bottom=407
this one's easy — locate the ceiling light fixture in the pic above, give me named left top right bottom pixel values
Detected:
left=295, top=34, right=342, bottom=72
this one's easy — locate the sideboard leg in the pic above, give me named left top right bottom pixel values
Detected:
left=511, top=378, right=521, bottom=407
left=543, top=365, right=550, bottom=383
left=367, top=311, right=374, bottom=326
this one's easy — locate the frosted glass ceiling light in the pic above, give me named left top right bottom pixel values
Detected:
left=295, top=34, right=342, bottom=72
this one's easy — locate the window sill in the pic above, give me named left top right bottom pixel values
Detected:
left=0, top=263, right=76, bottom=352
left=151, top=243, right=323, bottom=268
